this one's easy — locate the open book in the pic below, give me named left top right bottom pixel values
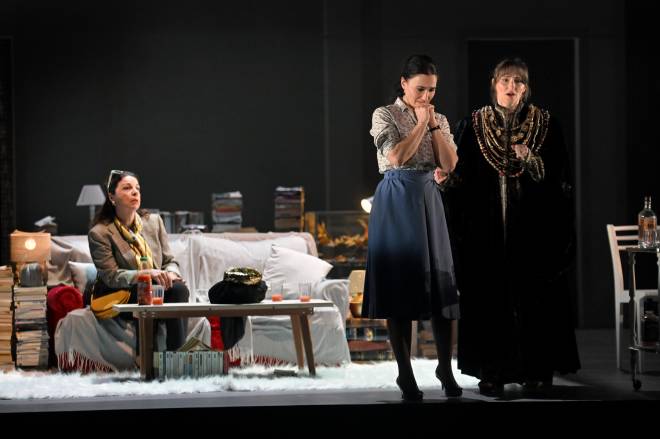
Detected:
left=177, top=336, right=212, bottom=352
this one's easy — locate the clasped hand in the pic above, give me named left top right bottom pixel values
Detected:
left=512, top=144, right=530, bottom=160
left=413, top=103, right=437, bottom=128
left=434, top=167, right=448, bottom=185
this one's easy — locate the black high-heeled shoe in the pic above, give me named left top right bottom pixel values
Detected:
left=396, top=376, right=424, bottom=402
left=435, top=367, right=463, bottom=397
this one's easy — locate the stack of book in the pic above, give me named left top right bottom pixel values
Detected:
left=345, top=318, right=394, bottom=362
left=211, top=191, right=243, bottom=233
left=0, top=266, right=13, bottom=370
left=415, top=320, right=437, bottom=358
left=153, top=337, right=225, bottom=379
left=13, top=285, right=49, bottom=368
left=274, top=186, right=304, bottom=232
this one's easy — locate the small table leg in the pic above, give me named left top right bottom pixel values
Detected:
left=138, top=311, right=155, bottom=381
left=298, top=313, right=316, bottom=376
left=290, top=315, right=305, bottom=371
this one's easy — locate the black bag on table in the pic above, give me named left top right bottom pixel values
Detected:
left=207, top=268, right=267, bottom=349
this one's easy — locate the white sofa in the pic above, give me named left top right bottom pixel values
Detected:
left=49, top=232, right=351, bottom=368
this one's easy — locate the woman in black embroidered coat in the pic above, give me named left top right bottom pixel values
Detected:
left=442, top=58, right=580, bottom=395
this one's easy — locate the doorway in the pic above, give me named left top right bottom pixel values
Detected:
left=466, top=39, right=581, bottom=326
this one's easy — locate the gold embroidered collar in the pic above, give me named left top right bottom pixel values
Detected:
left=472, top=104, right=550, bottom=177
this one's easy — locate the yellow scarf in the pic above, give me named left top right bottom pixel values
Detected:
left=113, top=215, right=154, bottom=269
left=91, top=289, right=131, bottom=319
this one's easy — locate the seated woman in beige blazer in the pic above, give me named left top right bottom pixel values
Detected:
left=89, top=169, right=189, bottom=351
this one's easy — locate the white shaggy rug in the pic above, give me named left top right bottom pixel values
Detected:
left=0, top=359, right=480, bottom=399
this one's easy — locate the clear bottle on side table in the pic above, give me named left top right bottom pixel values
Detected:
left=137, top=256, right=153, bottom=305
left=638, top=196, right=658, bottom=248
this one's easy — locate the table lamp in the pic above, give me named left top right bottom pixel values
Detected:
left=10, top=230, right=51, bottom=287
left=348, top=269, right=366, bottom=318
left=361, top=196, right=374, bottom=214
left=76, top=184, right=106, bottom=225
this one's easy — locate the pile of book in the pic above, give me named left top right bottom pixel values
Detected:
left=153, top=337, right=225, bottom=379
left=415, top=320, right=438, bottom=358
left=13, top=284, right=49, bottom=368
left=0, top=266, right=13, bottom=369
left=345, top=319, right=394, bottom=362
left=274, top=186, right=304, bottom=232
left=211, top=191, right=243, bottom=233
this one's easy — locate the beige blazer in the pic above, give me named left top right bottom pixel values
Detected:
left=88, top=213, right=182, bottom=289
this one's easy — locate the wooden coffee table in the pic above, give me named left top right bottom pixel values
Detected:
left=114, top=299, right=334, bottom=381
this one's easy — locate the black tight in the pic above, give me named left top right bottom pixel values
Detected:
left=431, top=316, right=459, bottom=386
left=387, top=319, right=415, bottom=385
left=162, top=282, right=190, bottom=350
left=388, top=316, right=458, bottom=390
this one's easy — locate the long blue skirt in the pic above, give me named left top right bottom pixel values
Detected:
left=362, top=169, right=459, bottom=320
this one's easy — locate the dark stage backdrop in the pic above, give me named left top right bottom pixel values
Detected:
left=627, top=4, right=660, bottom=228
left=625, top=2, right=660, bottom=298
left=0, top=38, right=13, bottom=265
left=0, top=0, right=644, bottom=328
left=11, top=2, right=328, bottom=235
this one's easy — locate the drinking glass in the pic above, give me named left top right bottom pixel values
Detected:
left=298, top=282, right=311, bottom=302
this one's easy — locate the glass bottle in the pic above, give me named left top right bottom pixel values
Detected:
left=638, top=196, right=658, bottom=248
left=137, top=256, right=153, bottom=305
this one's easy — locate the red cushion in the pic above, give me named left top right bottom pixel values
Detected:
left=207, top=316, right=241, bottom=369
left=46, top=285, right=83, bottom=367
left=47, top=285, right=84, bottom=336
left=208, top=316, right=224, bottom=350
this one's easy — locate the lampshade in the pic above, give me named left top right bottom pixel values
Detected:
left=10, top=230, right=51, bottom=263
left=348, top=269, right=365, bottom=318
left=348, top=270, right=366, bottom=295
left=76, top=184, right=106, bottom=206
left=361, top=196, right=374, bottom=213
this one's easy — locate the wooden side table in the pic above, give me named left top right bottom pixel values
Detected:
left=115, top=299, right=334, bottom=381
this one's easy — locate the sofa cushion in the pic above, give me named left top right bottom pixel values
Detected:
left=193, top=238, right=267, bottom=293
left=191, top=235, right=309, bottom=294
left=262, top=245, right=333, bottom=299
left=230, top=236, right=309, bottom=272
left=208, top=232, right=317, bottom=256
left=48, top=236, right=93, bottom=287
left=68, top=261, right=97, bottom=294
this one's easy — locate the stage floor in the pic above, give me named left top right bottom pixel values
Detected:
left=2, top=329, right=660, bottom=427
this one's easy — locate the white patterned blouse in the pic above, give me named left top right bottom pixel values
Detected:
left=370, top=97, right=457, bottom=174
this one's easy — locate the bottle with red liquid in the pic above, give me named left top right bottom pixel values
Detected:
left=137, top=256, right=153, bottom=305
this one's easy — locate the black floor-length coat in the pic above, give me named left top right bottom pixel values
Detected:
left=443, top=104, right=581, bottom=383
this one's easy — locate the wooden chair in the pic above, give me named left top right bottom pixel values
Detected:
left=606, top=224, right=658, bottom=371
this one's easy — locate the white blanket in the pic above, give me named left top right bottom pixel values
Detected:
left=54, top=307, right=232, bottom=372
left=55, top=308, right=136, bottom=372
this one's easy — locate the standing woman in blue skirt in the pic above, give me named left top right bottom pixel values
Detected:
left=362, top=54, right=461, bottom=400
